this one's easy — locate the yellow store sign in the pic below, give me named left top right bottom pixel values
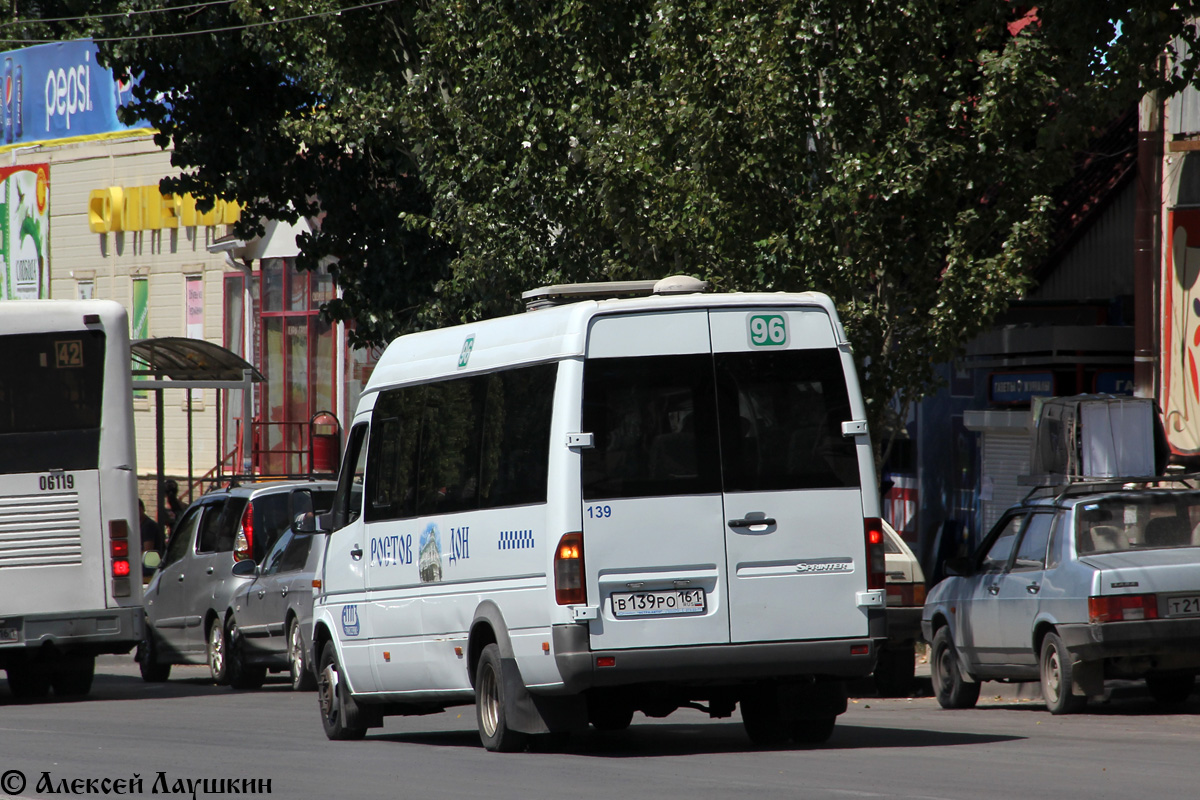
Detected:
left=88, top=185, right=241, bottom=233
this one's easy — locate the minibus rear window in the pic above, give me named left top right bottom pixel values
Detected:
left=582, top=354, right=722, bottom=500
left=582, top=348, right=859, bottom=500
left=715, top=348, right=859, bottom=491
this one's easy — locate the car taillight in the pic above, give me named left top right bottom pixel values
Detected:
left=1088, top=594, right=1159, bottom=623
left=865, top=518, right=886, bottom=590
left=234, top=502, right=254, bottom=562
left=110, top=518, right=131, bottom=598
left=554, top=532, right=585, bottom=605
left=885, top=583, right=927, bottom=606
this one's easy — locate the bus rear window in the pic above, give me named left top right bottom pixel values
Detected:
left=0, top=330, right=105, bottom=474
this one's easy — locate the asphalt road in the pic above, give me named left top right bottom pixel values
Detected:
left=0, top=656, right=1197, bottom=800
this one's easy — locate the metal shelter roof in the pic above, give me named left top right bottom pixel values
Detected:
left=130, top=337, right=263, bottom=383
left=128, top=338, right=261, bottom=514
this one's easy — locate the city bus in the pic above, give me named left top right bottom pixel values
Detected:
left=0, top=299, right=144, bottom=698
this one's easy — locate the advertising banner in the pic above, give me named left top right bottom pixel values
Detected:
left=0, top=39, right=146, bottom=147
left=1164, top=208, right=1200, bottom=455
left=132, top=277, right=149, bottom=399
left=0, top=163, right=49, bottom=300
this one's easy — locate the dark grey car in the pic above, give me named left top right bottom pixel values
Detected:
left=138, top=479, right=336, bottom=685
left=224, top=524, right=327, bottom=690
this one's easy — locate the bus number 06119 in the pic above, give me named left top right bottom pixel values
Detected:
left=39, top=474, right=74, bottom=491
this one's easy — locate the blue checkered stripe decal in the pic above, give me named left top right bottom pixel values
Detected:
left=498, top=529, right=535, bottom=550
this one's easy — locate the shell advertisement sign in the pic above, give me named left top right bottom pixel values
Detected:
left=0, top=163, right=49, bottom=300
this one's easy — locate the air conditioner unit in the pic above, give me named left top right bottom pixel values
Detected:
left=1028, top=395, right=1164, bottom=482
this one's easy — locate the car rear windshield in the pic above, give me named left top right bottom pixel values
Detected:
left=1076, top=493, right=1200, bottom=555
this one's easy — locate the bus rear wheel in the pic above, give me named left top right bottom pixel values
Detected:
left=51, top=655, right=95, bottom=696
left=7, top=661, right=51, bottom=699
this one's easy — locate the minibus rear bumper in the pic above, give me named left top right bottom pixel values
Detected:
left=552, top=621, right=884, bottom=692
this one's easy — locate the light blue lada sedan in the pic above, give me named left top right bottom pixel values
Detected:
left=922, top=482, right=1200, bottom=713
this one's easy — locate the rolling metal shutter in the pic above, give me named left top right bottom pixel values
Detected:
left=981, top=431, right=1031, bottom=534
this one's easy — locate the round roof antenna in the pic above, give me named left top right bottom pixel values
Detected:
left=653, top=275, right=709, bottom=295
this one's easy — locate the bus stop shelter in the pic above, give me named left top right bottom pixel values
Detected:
left=129, top=337, right=263, bottom=517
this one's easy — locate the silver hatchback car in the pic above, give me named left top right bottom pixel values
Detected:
left=139, top=479, right=336, bottom=685
left=923, top=482, right=1200, bottom=713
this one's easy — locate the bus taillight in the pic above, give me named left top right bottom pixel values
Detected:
left=109, top=519, right=132, bottom=597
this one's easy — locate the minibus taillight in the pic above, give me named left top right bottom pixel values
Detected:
left=554, top=532, right=586, bottom=605
left=234, top=502, right=254, bottom=562
left=110, top=518, right=132, bottom=598
left=1089, top=594, right=1159, bottom=623
left=865, top=518, right=886, bottom=591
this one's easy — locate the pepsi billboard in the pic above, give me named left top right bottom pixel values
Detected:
left=0, top=39, right=146, bottom=146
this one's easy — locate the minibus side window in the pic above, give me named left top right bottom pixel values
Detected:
left=582, top=354, right=721, bottom=500
left=714, top=348, right=858, bottom=491
left=366, top=363, right=557, bottom=521
left=416, top=379, right=486, bottom=515
left=479, top=365, right=556, bottom=509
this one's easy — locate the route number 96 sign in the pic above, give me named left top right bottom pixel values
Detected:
left=748, top=314, right=788, bottom=347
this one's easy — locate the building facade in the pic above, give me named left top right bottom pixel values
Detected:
left=0, top=40, right=373, bottom=507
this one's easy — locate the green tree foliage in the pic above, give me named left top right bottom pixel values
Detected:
left=18, top=1, right=1200, bottom=449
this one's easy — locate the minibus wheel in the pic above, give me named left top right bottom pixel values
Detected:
left=318, top=641, right=367, bottom=740
left=475, top=643, right=528, bottom=752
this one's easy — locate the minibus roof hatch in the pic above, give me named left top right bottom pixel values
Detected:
left=522, top=274, right=708, bottom=311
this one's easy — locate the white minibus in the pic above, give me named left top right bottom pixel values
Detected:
left=0, top=300, right=144, bottom=698
left=306, top=278, right=886, bottom=749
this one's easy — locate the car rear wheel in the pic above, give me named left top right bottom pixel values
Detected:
left=138, top=633, right=171, bottom=683
left=289, top=618, right=316, bottom=692
left=1039, top=632, right=1086, bottom=715
left=1146, top=672, right=1195, bottom=706
left=475, top=643, right=528, bottom=752
left=318, top=641, right=367, bottom=740
left=226, top=619, right=266, bottom=690
left=207, top=619, right=230, bottom=686
left=931, top=627, right=980, bottom=710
